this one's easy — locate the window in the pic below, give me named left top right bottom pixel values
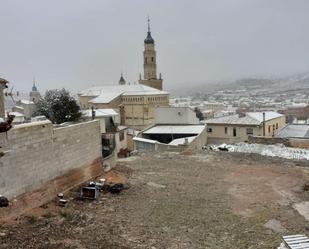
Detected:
left=207, top=128, right=213, bottom=133
left=276, top=123, right=278, bottom=129
left=233, top=128, right=237, bottom=137
left=225, top=127, right=228, bottom=134
left=268, top=126, right=271, bottom=133
left=151, top=57, right=154, bottom=62
left=119, top=130, right=125, bottom=141
left=246, top=128, right=253, bottom=135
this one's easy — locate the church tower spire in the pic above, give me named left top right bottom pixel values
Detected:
left=139, top=17, right=163, bottom=90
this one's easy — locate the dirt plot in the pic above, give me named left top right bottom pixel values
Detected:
left=1, top=151, right=309, bottom=249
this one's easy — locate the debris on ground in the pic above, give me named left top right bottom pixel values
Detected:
left=147, top=182, right=166, bottom=189
left=80, top=186, right=100, bottom=200
left=0, top=196, right=9, bottom=208
left=278, top=235, right=309, bottom=249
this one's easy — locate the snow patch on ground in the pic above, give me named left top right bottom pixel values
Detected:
left=293, top=201, right=309, bottom=221
left=209, top=143, right=309, bottom=161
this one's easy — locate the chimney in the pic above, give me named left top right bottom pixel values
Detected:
left=91, top=106, right=96, bottom=120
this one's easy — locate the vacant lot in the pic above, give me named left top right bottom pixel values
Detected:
left=1, top=151, right=309, bottom=249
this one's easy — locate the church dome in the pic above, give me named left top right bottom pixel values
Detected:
left=119, top=74, right=126, bottom=85
left=32, top=83, right=38, bottom=92
left=144, top=32, right=154, bottom=44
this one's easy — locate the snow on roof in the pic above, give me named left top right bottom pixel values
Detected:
left=246, top=111, right=284, bottom=122
left=20, top=99, right=34, bottom=105
left=9, top=112, right=25, bottom=117
left=276, top=124, right=309, bottom=138
left=82, top=109, right=118, bottom=118
left=206, top=112, right=283, bottom=125
left=122, top=90, right=168, bottom=96
left=143, top=125, right=205, bottom=135
left=80, top=84, right=168, bottom=104
left=133, top=137, right=159, bottom=144
left=286, top=103, right=308, bottom=108
left=168, top=136, right=197, bottom=145
left=206, top=114, right=260, bottom=125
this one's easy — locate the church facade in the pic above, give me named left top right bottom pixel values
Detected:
left=78, top=19, right=169, bottom=129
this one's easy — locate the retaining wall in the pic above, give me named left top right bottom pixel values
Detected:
left=0, top=120, right=102, bottom=221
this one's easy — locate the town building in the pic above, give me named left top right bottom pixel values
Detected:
left=10, top=81, right=41, bottom=121
left=279, top=103, right=309, bottom=122
left=78, top=19, right=169, bottom=130
left=134, top=107, right=207, bottom=151
left=81, top=108, right=128, bottom=157
left=205, top=111, right=286, bottom=144
left=12, top=99, right=36, bottom=120
left=79, top=84, right=169, bottom=129
left=138, top=17, right=163, bottom=91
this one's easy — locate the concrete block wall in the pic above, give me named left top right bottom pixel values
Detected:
left=0, top=120, right=102, bottom=199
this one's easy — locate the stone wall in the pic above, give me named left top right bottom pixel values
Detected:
left=0, top=120, right=102, bottom=200
left=248, top=136, right=289, bottom=146
left=248, top=136, right=309, bottom=149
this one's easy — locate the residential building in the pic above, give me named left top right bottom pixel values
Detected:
left=12, top=99, right=36, bottom=120
left=279, top=104, right=309, bottom=122
left=134, top=107, right=207, bottom=151
left=205, top=111, right=286, bottom=144
left=81, top=108, right=128, bottom=158
left=154, top=106, right=200, bottom=125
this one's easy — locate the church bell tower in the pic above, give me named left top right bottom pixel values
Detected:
left=139, top=17, right=163, bottom=90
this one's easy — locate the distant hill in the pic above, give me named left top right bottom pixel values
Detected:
left=169, top=72, right=309, bottom=97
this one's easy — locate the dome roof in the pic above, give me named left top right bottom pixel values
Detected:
left=119, top=74, right=126, bottom=85
left=32, top=83, right=38, bottom=92
left=144, top=31, right=154, bottom=44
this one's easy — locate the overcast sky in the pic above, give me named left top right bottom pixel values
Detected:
left=1, top=0, right=309, bottom=94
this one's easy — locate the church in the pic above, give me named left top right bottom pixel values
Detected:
left=78, top=19, right=169, bottom=129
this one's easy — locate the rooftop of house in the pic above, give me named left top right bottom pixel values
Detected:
left=79, top=84, right=168, bottom=104
left=276, top=124, right=309, bottom=139
left=19, top=99, right=35, bottom=105
left=205, top=111, right=284, bottom=126
left=142, top=124, right=205, bottom=135
left=81, top=108, right=118, bottom=118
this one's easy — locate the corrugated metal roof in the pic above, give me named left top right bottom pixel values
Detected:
left=80, top=84, right=168, bottom=104
left=276, top=124, right=309, bottom=138
left=282, top=235, right=309, bottom=249
left=143, top=125, right=205, bottom=135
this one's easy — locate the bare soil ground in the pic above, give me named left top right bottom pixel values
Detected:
left=1, top=151, right=309, bottom=249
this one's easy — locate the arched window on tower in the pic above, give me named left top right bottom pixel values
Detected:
left=151, top=57, right=154, bottom=62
